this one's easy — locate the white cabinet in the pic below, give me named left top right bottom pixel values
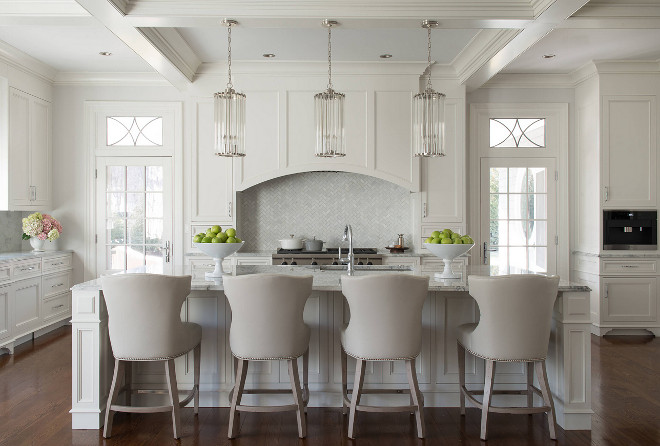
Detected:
left=602, top=277, right=657, bottom=323
left=190, top=99, right=234, bottom=223
left=601, top=95, right=657, bottom=208
left=421, top=98, right=464, bottom=223
left=7, top=87, right=51, bottom=210
left=13, top=276, right=42, bottom=333
left=0, top=284, right=12, bottom=343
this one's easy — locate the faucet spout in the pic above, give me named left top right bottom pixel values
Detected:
left=340, top=225, right=355, bottom=276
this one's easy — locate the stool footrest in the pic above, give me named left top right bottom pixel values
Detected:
left=236, top=403, right=299, bottom=413
left=343, top=395, right=418, bottom=413
left=461, top=386, right=551, bottom=414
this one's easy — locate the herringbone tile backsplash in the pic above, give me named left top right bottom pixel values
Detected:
left=0, top=211, right=23, bottom=253
left=238, top=172, right=412, bottom=251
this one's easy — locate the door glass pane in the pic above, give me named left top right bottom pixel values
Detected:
left=146, top=219, right=163, bottom=245
left=490, top=168, right=508, bottom=193
left=509, top=194, right=528, bottom=220
left=528, top=167, right=547, bottom=193
left=509, top=221, right=527, bottom=246
left=490, top=220, right=508, bottom=246
left=529, top=194, right=547, bottom=219
left=126, top=245, right=145, bottom=269
left=106, top=166, right=125, bottom=191
left=509, top=247, right=527, bottom=271
left=107, top=246, right=125, bottom=270
left=126, top=193, right=144, bottom=216
left=508, top=168, right=527, bottom=193
left=146, top=193, right=163, bottom=218
left=489, top=247, right=507, bottom=276
left=529, top=247, right=547, bottom=272
left=106, top=219, right=125, bottom=245
left=146, top=166, right=163, bottom=191
left=490, top=194, right=507, bottom=220
left=127, top=219, right=144, bottom=244
left=126, top=166, right=145, bottom=191
left=107, top=193, right=125, bottom=218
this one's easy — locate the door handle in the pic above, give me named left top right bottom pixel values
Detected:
left=603, top=284, right=608, bottom=299
left=483, top=242, right=496, bottom=265
left=163, top=241, right=171, bottom=263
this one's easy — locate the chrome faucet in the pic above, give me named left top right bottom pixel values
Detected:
left=339, top=224, right=355, bottom=276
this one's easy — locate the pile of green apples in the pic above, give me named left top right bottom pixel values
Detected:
left=193, top=225, right=242, bottom=244
left=425, top=229, right=474, bottom=245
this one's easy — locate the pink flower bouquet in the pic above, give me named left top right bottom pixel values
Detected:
left=22, top=212, right=63, bottom=242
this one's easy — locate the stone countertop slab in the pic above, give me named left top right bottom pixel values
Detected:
left=573, top=250, right=660, bottom=258
left=73, top=264, right=589, bottom=293
left=0, top=250, right=73, bottom=262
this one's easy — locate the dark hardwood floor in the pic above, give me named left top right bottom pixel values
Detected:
left=1, top=327, right=658, bottom=446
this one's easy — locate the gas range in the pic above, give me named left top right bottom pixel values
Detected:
left=272, top=248, right=382, bottom=266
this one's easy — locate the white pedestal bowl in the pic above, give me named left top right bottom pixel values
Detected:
left=192, top=242, right=244, bottom=279
left=424, top=243, right=475, bottom=279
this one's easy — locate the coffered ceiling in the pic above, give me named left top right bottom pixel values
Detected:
left=0, top=0, right=658, bottom=90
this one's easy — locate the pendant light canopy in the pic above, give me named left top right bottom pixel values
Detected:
left=214, top=19, right=246, bottom=157
left=315, top=19, right=346, bottom=158
left=413, top=20, right=446, bottom=158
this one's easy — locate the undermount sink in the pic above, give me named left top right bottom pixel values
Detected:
left=319, top=264, right=413, bottom=272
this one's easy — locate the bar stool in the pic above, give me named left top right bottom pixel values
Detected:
left=223, top=274, right=313, bottom=439
left=340, top=274, right=429, bottom=439
left=100, top=274, right=201, bottom=439
left=457, top=274, right=560, bottom=441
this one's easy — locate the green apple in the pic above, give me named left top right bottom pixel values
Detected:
left=430, top=237, right=441, bottom=244
left=431, top=231, right=441, bottom=238
left=226, top=228, right=236, bottom=237
left=211, top=237, right=222, bottom=243
left=441, top=238, right=453, bottom=244
left=206, top=229, right=215, bottom=237
left=211, top=225, right=222, bottom=234
left=196, top=233, right=205, bottom=239
left=226, top=236, right=237, bottom=243
left=218, top=233, right=228, bottom=242
left=461, top=236, right=474, bottom=244
left=425, top=237, right=434, bottom=244
left=235, top=237, right=242, bottom=243
left=454, top=238, right=463, bottom=244
left=442, top=229, right=453, bottom=236
left=193, top=234, right=203, bottom=243
left=201, top=236, right=213, bottom=243
left=451, top=233, right=461, bottom=239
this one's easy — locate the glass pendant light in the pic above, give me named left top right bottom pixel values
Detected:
left=315, top=19, right=345, bottom=157
left=413, top=20, right=446, bottom=157
left=214, top=19, right=246, bottom=157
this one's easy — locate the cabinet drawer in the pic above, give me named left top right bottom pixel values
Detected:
left=0, top=264, right=10, bottom=283
left=43, top=271, right=72, bottom=299
left=601, top=260, right=657, bottom=275
left=188, top=258, right=231, bottom=280
left=12, top=259, right=41, bottom=279
left=234, top=257, right=272, bottom=266
left=42, top=255, right=72, bottom=272
left=42, top=293, right=70, bottom=321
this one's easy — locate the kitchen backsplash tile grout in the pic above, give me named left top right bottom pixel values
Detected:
left=237, top=172, right=412, bottom=251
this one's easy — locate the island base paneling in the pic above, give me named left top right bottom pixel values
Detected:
left=71, top=286, right=591, bottom=431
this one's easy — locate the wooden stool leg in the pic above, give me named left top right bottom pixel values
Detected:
left=103, top=359, right=124, bottom=438
left=527, top=361, right=534, bottom=410
left=348, top=358, right=365, bottom=439
left=124, top=361, right=132, bottom=406
left=457, top=342, right=466, bottom=415
left=535, top=360, right=557, bottom=440
left=165, top=359, right=181, bottom=439
left=302, top=349, right=310, bottom=407
left=288, top=358, right=307, bottom=438
left=228, top=358, right=248, bottom=439
left=193, top=343, right=201, bottom=415
left=406, top=359, right=426, bottom=439
left=480, top=359, right=496, bottom=441
left=340, top=347, right=348, bottom=415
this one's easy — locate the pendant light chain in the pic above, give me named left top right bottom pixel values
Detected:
left=426, top=26, right=432, bottom=91
left=327, top=25, right=333, bottom=90
left=227, top=24, right=233, bottom=89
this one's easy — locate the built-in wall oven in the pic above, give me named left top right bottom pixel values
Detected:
left=603, top=210, right=657, bottom=250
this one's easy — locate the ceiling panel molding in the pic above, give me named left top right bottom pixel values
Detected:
left=109, top=0, right=130, bottom=14
left=531, top=0, right=556, bottom=17
left=594, top=59, right=660, bottom=74
left=139, top=27, right=201, bottom=80
left=0, top=1, right=89, bottom=16
left=560, top=3, right=660, bottom=28
left=452, top=29, right=520, bottom=84
left=0, top=16, right=98, bottom=26
left=54, top=71, right=171, bottom=86
left=0, top=40, right=56, bottom=83
left=482, top=72, right=575, bottom=88
left=75, top=0, right=193, bottom=90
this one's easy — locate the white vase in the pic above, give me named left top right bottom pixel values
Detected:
left=30, top=237, right=46, bottom=252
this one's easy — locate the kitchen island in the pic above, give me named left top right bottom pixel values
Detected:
left=70, top=266, right=592, bottom=431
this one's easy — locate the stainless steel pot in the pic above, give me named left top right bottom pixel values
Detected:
left=303, top=237, right=324, bottom=251
left=279, top=235, right=303, bottom=250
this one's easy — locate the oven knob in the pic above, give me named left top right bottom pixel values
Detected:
left=311, top=261, right=318, bottom=265
left=291, top=261, right=297, bottom=265
left=357, top=261, right=364, bottom=265
left=367, top=261, right=373, bottom=265
left=281, top=261, right=288, bottom=265
left=332, top=261, right=338, bottom=265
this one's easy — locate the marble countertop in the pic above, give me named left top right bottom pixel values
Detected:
left=573, top=250, right=660, bottom=258
left=186, top=249, right=442, bottom=258
left=0, top=250, right=73, bottom=262
left=73, top=264, right=589, bottom=293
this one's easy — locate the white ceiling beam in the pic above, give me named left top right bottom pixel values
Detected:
left=463, top=0, right=591, bottom=91
left=74, top=0, right=193, bottom=90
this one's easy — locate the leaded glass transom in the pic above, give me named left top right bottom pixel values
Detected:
left=490, top=118, right=545, bottom=148
left=106, top=116, right=163, bottom=146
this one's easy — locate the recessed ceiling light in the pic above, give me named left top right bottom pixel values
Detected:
left=542, top=54, right=556, bottom=59
left=263, top=53, right=276, bottom=58
left=380, top=54, right=393, bottom=59
left=99, top=52, right=112, bottom=56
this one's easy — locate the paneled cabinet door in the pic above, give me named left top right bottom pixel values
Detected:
left=601, top=95, right=657, bottom=208
left=602, top=277, right=657, bottom=322
left=191, top=99, right=234, bottom=223
left=421, top=98, right=464, bottom=223
left=0, top=284, right=12, bottom=342
left=13, top=277, right=42, bottom=333
left=8, top=88, right=51, bottom=210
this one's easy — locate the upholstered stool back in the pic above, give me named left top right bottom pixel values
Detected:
left=341, top=274, right=429, bottom=360
left=463, top=274, right=559, bottom=361
left=101, top=273, right=197, bottom=360
left=223, top=274, right=313, bottom=360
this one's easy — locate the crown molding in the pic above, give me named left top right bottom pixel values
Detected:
left=139, top=27, right=201, bottom=81
left=452, top=29, right=520, bottom=85
left=0, top=40, right=55, bottom=84
left=570, top=61, right=598, bottom=86
left=196, top=60, right=454, bottom=77
left=594, top=59, right=660, bottom=74
left=481, top=72, right=575, bottom=89
left=531, top=0, right=556, bottom=17
left=109, top=0, right=130, bottom=14
left=53, top=71, right=171, bottom=87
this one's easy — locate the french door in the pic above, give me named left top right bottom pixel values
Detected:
left=480, top=158, right=557, bottom=274
left=96, top=157, right=173, bottom=275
